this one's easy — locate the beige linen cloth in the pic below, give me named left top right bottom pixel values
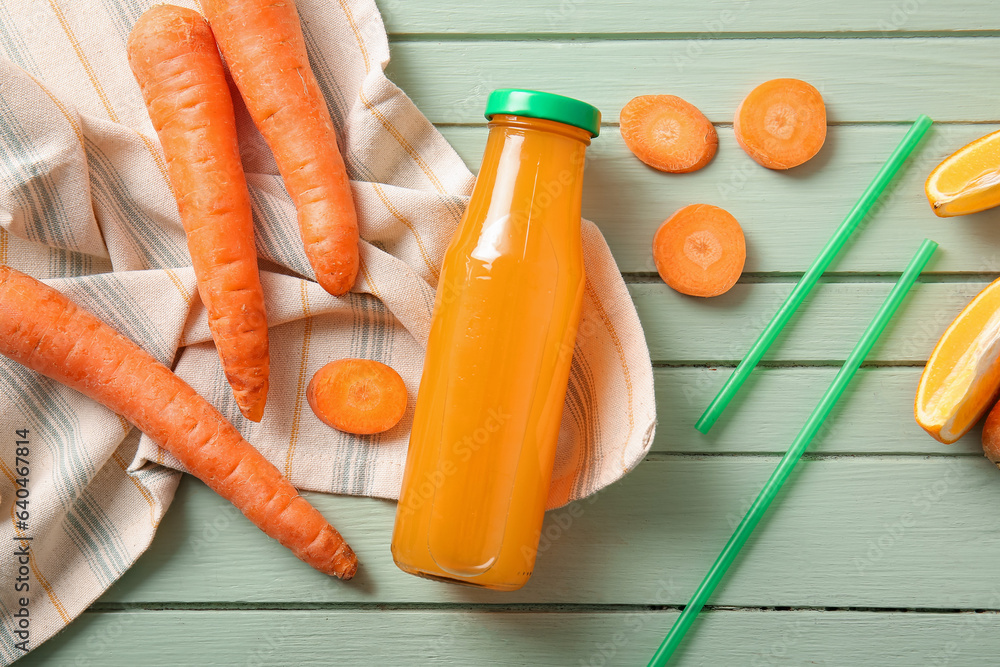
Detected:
left=0, top=0, right=656, bottom=659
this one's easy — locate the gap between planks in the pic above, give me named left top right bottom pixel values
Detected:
left=82, top=601, right=1000, bottom=614
left=652, top=361, right=927, bottom=369
left=624, top=273, right=1000, bottom=283
left=642, top=452, right=982, bottom=461
left=432, top=121, right=1000, bottom=128
left=387, top=31, right=1000, bottom=43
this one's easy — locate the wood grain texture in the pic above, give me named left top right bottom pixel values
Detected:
left=97, top=460, right=1000, bottom=608
left=631, top=280, right=986, bottom=363
left=653, top=367, right=983, bottom=455
left=18, top=609, right=1000, bottom=666
left=385, top=39, right=1000, bottom=123
left=377, top=0, right=1000, bottom=35
left=440, top=125, right=1000, bottom=274
left=27, top=1, right=1000, bottom=664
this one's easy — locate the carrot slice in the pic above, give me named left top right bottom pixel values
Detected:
left=202, top=0, right=360, bottom=297
left=734, top=78, right=826, bottom=170
left=653, top=204, right=746, bottom=297
left=308, top=359, right=408, bottom=435
left=127, top=6, right=270, bottom=422
left=0, top=266, right=357, bottom=579
left=620, top=95, right=718, bottom=173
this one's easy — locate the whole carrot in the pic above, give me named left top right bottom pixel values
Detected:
left=0, top=266, right=357, bottom=579
left=202, top=0, right=360, bottom=296
left=127, top=6, right=270, bottom=422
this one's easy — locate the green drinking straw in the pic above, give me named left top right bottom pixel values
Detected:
left=695, top=115, right=933, bottom=434
left=649, top=238, right=938, bottom=667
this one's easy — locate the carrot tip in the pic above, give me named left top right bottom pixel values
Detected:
left=129, top=3, right=271, bottom=428
left=334, top=544, right=359, bottom=580
left=203, top=0, right=361, bottom=295
left=239, top=398, right=266, bottom=423
left=316, top=269, right=357, bottom=297
left=0, top=266, right=355, bottom=582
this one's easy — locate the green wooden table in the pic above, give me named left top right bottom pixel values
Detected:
left=19, top=1, right=1000, bottom=664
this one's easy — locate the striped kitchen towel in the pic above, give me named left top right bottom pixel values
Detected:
left=0, top=0, right=656, bottom=660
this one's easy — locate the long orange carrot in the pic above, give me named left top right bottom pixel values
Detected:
left=0, top=265, right=357, bottom=579
left=127, top=6, right=270, bottom=422
left=202, top=0, right=360, bottom=297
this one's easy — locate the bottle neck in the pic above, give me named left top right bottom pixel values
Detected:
left=482, top=115, right=591, bottom=204
left=487, top=114, right=593, bottom=147
left=469, top=114, right=589, bottom=248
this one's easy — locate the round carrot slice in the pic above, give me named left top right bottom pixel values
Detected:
left=653, top=204, right=746, bottom=297
left=734, top=78, right=826, bottom=170
left=307, top=359, right=408, bottom=435
left=620, top=95, right=718, bottom=173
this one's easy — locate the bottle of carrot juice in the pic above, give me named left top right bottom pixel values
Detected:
left=391, top=89, right=600, bottom=591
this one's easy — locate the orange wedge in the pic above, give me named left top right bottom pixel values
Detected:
left=925, top=129, right=1000, bottom=217
left=916, top=277, right=1000, bottom=443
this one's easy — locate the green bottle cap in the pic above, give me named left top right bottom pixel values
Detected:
left=484, top=89, right=602, bottom=137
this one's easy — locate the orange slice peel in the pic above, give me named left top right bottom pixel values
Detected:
left=926, top=129, right=1000, bottom=217
left=915, top=277, right=1000, bottom=443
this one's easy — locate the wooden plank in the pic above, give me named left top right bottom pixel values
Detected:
left=652, top=367, right=983, bottom=455
left=20, top=608, right=1000, bottom=666
left=377, top=0, right=1000, bottom=35
left=629, top=280, right=986, bottom=364
left=438, top=124, right=1000, bottom=274
left=100, top=457, right=1000, bottom=608
left=385, top=38, right=1000, bottom=123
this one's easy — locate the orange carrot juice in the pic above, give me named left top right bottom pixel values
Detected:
left=392, top=90, right=600, bottom=591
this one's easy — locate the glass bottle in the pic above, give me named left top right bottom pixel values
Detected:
left=391, top=89, right=600, bottom=591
